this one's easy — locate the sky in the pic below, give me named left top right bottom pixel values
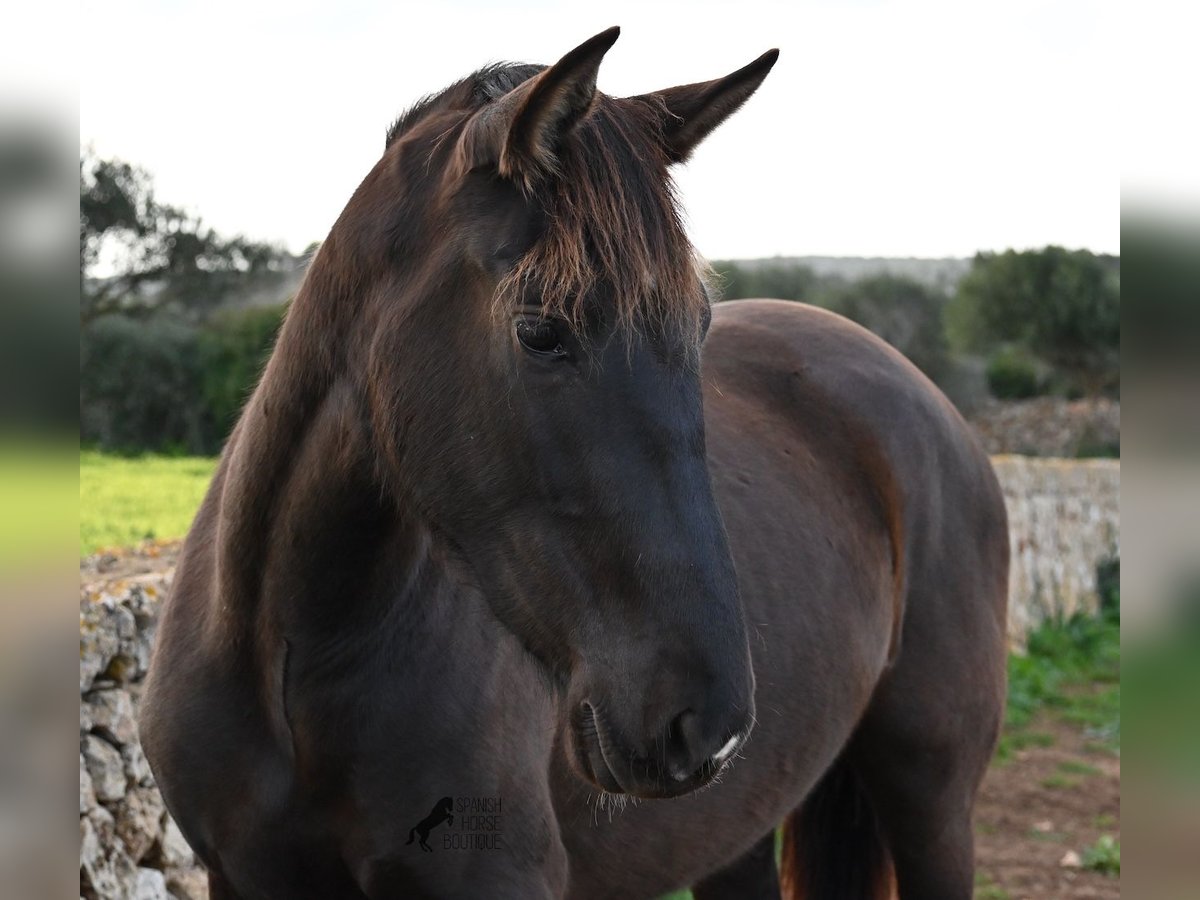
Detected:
left=78, top=0, right=1124, bottom=260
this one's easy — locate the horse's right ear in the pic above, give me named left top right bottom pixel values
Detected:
left=636, top=49, right=779, bottom=163
left=457, top=27, right=620, bottom=186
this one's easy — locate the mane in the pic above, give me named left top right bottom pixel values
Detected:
left=385, top=62, right=545, bottom=148
left=388, top=63, right=709, bottom=337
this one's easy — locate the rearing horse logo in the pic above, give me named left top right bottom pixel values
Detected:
left=406, top=796, right=454, bottom=852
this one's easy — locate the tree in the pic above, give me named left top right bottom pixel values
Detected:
left=79, top=151, right=287, bottom=323
left=948, top=247, right=1119, bottom=393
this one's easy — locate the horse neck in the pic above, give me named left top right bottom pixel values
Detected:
left=208, top=240, right=431, bottom=645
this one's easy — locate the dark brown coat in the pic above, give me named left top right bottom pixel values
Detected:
left=141, top=30, right=1007, bottom=900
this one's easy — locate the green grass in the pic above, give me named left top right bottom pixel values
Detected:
left=1027, top=828, right=1067, bottom=842
left=974, top=871, right=1012, bottom=899
left=79, top=451, right=217, bottom=555
left=1057, top=760, right=1100, bottom=777
left=1081, top=834, right=1120, bottom=876
left=996, top=592, right=1121, bottom=761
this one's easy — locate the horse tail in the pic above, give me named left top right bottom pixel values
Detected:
left=405, top=828, right=416, bottom=846
left=779, top=754, right=894, bottom=900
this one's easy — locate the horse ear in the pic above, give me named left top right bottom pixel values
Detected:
left=459, top=27, right=621, bottom=183
left=637, top=49, right=779, bottom=163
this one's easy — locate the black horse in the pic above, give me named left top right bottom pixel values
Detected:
left=406, top=798, right=454, bottom=853
left=141, top=28, right=1008, bottom=899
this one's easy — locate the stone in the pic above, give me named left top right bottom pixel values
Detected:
left=79, top=602, right=120, bottom=693
left=80, top=597, right=137, bottom=690
left=130, top=622, right=157, bottom=678
left=165, top=866, right=209, bottom=900
left=80, top=753, right=96, bottom=814
left=82, top=734, right=127, bottom=803
left=134, top=867, right=170, bottom=900
left=1060, top=849, right=1083, bottom=868
left=123, top=576, right=168, bottom=621
left=991, top=456, right=1120, bottom=647
left=80, top=806, right=137, bottom=898
left=123, top=739, right=156, bottom=787
left=970, top=397, right=1120, bottom=458
left=85, top=687, right=138, bottom=745
left=116, top=577, right=169, bottom=680
left=115, top=786, right=166, bottom=862
left=159, top=816, right=195, bottom=869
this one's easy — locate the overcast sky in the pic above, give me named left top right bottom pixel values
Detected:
left=79, top=0, right=1121, bottom=260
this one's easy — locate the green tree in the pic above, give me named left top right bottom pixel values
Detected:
left=79, top=305, right=287, bottom=454
left=79, top=151, right=287, bottom=323
left=79, top=314, right=207, bottom=452
left=948, top=247, right=1119, bottom=393
left=199, top=305, right=287, bottom=442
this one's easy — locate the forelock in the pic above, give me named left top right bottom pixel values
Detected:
left=387, top=63, right=710, bottom=338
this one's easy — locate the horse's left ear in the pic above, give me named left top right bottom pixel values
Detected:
left=636, top=49, right=779, bottom=163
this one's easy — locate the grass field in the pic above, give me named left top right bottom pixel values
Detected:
left=997, top=593, right=1121, bottom=760
left=79, top=451, right=217, bottom=555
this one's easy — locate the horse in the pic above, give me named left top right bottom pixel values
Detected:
left=140, top=27, right=1008, bottom=900
left=407, top=798, right=455, bottom=852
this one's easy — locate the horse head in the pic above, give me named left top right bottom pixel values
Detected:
left=318, top=28, right=777, bottom=798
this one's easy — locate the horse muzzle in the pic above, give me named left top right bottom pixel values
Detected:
left=570, top=701, right=752, bottom=799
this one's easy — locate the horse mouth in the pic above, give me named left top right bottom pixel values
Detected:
left=574, top=703, right=627, bottom=794
left=571, top=702, right=742, bottom=798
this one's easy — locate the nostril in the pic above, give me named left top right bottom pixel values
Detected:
left=664, top=711, right=687, bottom=781
left=665, top=709, right=705, bottom=782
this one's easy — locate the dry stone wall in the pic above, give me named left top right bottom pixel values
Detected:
left=79, top=574, right=207, bottom=900
left=992, top=456, right=1120, bottom=645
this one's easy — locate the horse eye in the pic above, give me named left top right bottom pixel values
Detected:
left=515, top=318, right=566, bottom=357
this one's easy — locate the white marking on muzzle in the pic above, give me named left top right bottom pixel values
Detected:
left=712, top=733, right=742, bottom=765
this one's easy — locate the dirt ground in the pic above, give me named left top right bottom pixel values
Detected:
left=83, top=541, right=1120, bottom=900
left=974, top=714, right=1120, bottom=899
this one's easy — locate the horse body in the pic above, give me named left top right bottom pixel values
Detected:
left=140, top=30, right=1007, bottom=900
left=559, top=299, right=1008, bottom=898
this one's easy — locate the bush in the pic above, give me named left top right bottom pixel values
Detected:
left=80, top=314, right=207, bottom=453
left=80, top=305, right=285, bottom=455
left=985, top=347, right=1042, bottom=399
left=948, top=247, right=1119, bottom=396
left=1003, top=599, right=1120, bottom=739
left=199, top=306, right=286, bottom=442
